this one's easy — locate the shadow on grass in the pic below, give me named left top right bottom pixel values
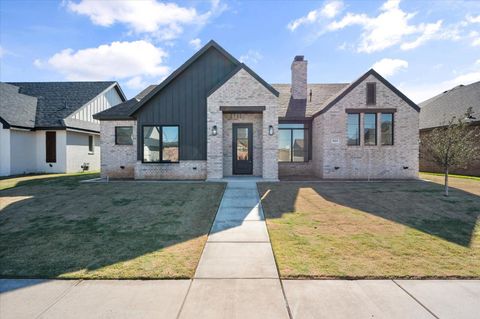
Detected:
left=0, top=174, right=226, bottom=292
left=259, top=180, right=480, bottom=248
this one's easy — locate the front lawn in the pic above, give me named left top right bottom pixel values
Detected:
left=258, top=177, right=480, bottom=279
left=0, top=174, right=225, bottom=279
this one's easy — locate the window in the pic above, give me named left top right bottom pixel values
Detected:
left=366, top=82, right=376, bottom=105
left=45, top=131, right=56, bottom=163
left=115, top=126, right=133, bottom=145
left=88, top=136, right=94, bottom=154
left=364, top=113, right=377, bottom=145
left=162, top=126, right=179, bottom=162
left=381, top=113, right=394, bottom=145
left=278, top=123, right=308, bottom=162
left=142, top=125, right=179, bottom=163
left=347, top=114, right=360, bottom=146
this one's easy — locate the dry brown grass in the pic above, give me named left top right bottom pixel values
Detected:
left=258, top=178, right=480, bottom=279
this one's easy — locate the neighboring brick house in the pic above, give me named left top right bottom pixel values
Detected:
left=94, top=40, right=419, bottom=180
left=419, top=81, right=480, bottom=176
left=0, top=81, right=126, bottom=176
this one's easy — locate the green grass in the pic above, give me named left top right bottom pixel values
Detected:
left=0, top=172, right=100, bottom=191
left=0, top=174, right=225, bottom=279
left=258, top=178, right=480, bottom=279
left=421, top=172, right=480, bottom=181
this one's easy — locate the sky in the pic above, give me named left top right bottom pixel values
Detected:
left=1, top=0, right=479, bottom=102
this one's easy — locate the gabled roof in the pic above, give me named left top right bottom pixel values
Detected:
left=93, top=85, right=156, bottom=120
left=312, top=69, right=420, bottom=117
left=0, top=83, right=38, bottom=129
left=3, top=81, right=126, bottom=130
left=127, top=40, right=278, bottom=116
left=273, top=83, right=349, bottom=118
left=419, top=81, right=480, bottom=129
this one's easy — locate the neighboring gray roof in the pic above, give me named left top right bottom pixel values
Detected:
left=419, top=81, right=480, bottom=129
left=5, top=81, right=124, bottom=129
left=93, top=84, right=157, bottom=120
left=0, top=83, right=38, bottom=128
left=273, top=83, right=349, bottom=118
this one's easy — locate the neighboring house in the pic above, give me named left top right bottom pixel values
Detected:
left=94, top=40, right=419, bottom=180
left=419, top=81, right=480, bottom=176
left=0, top=81, right=126, bottom=176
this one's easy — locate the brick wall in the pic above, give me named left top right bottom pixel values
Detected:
left=207, top=68, right=278, bottom=180
left=99, top=120, right=137, bottom=179
left=317, top=74, right=419, bottom=179
left=279, top=161, right=314, bottom=176
left=134, top=160, right=207, bottom=179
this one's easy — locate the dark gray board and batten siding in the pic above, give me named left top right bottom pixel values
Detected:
left=134, top=47, right=238, bottom=160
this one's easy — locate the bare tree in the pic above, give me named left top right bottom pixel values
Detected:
left=420, top=107, right=479, bottom=196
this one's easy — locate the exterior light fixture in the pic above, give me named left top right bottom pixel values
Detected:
left=268, top=125, right=274, bottom=136
left=212, top=125, right=218, bottom=136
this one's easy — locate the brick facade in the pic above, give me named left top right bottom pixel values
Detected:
left=207, top=68, right=279, bottom=180
left=99, top=120, right=137, bottom=179
left=314, top=74, right=419, bottom=179
left=134, top=160, right=206, bottom=179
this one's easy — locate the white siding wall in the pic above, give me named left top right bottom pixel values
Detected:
left=71, top=86, right=123, bottom=123
left=35, top=130, right=67, bottom=173
left=0, top=125, right=11, bottom=176
left=66, top=131, right=100, bottom=173
left=9, top=129, right=37, bottom=175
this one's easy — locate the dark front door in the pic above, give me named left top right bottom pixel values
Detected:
left=232, top=123, right=253, bottom=175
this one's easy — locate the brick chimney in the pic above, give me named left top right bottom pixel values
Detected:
left=291, top=55, right=307, bottom=100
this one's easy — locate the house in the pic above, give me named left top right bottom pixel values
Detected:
left=0, top=81, right=126, bottom=176
left=94, top=40, right=419, bottom=180
left=419, top=81, right=480, bottom=176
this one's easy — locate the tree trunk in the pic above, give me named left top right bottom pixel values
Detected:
left=444, top=167, right=449, bottom=196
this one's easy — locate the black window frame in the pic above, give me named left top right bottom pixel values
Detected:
left=115, top=126, right=133, bottom=145
left=45, top=131, right=56, bottom=163
left=141, top=125, right=180, bottom=163
left=366, top=82, right=376, bottom=105
left=380, top=113, right=394, bottom=146
left=347, top=113, right=361, bottom=146
left=364, top=113, right=378, bottom=146
left=88, top=135, right=94, bottom=154
left=278, top=123, right=309, bottom=163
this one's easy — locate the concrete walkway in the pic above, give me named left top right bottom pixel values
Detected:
left=1, top=178, right=479, bottom=318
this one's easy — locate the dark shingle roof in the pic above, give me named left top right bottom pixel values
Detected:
left=6, top=81, right=119, bottom=128
left=419, top=81, right=480, bottom=129
left=93, top=84, right=157, bottom=120
left=273, top=83, right=349, bottom=118
left=0, top=83, right=38, bottom=128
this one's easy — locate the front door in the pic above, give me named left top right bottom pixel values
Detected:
left=232, top=123, right=253, bottom=175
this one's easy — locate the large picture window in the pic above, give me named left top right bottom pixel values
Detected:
left=143, top=125, right=179, bottom=163
left=364, top=113, right=377, bottom=146
left=347, top=114, right=360, bottom=146
left=381, top=113, right=394, bottom=145
left=278, top=123, right=308, bottom=162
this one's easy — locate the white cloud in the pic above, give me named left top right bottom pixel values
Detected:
left=239, top=50, right=263, bottom=64
left=473, top=38, right=480, bottom=46
left=288, top=0, right=343, bottom=31
left=35, top=40, right=170, bottom=85
left=400, top=61, right=480, bottom=103
left=326, top=0, right=444, bottom=53
left=466, top=14, right=480, bottom=24
left=126, top=76, right=147, bottom=90
left=67, top=0, right=225, bottom=41
left=372, top=58, right=408, bottom=77
left=189, top=38, right=202, bottom=50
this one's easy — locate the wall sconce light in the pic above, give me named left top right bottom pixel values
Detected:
left=268, top=125, right=274, bottom=136
left=212, top=125, right=218, bottom=136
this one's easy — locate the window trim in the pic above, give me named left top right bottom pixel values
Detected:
left=278, top=124, right=309, bottom=162
left=364, top=113, right=377, bottom=146
left=141, top=124, right=180, bottom=164
left=366, top=82, right=376, bottom=105
left=88, top=135, right=94, bottom=154
left=347, top=113, right=361, bottom=146
left=380, top=113, right=394, bottom=146
left=115, top=126, right=133, bottom=145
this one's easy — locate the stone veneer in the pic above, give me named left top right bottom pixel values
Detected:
left=314, top=74, right=419, bottom=179
left=99, top=120, right=137, bottom=179
left=134, top=160, right=206, bottom=179
left=222, top=113, right=263, bottom=176
left=207, top=68, right=278, bottom=180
